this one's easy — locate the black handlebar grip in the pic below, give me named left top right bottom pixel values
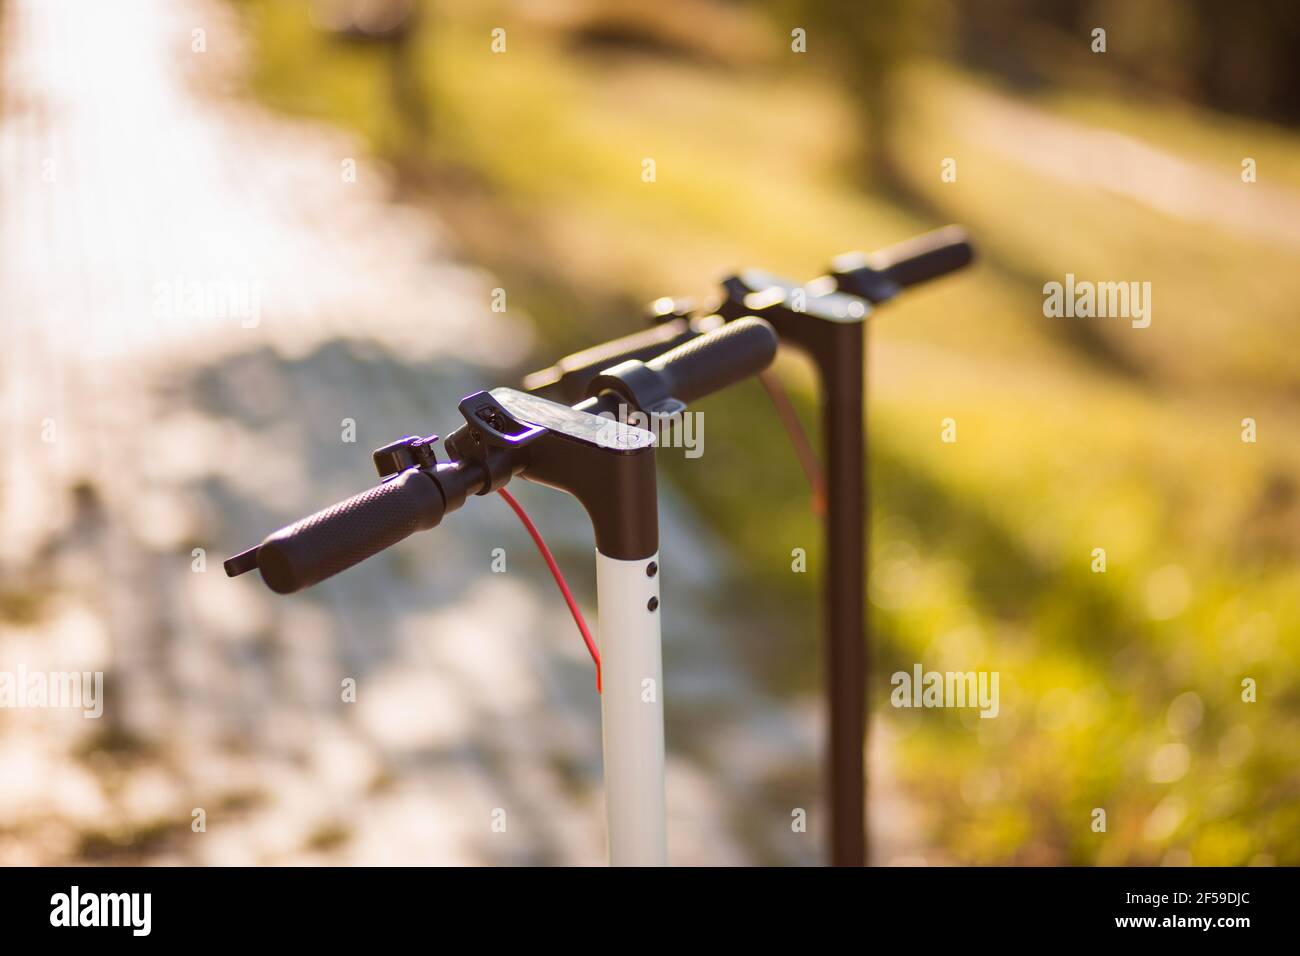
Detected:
left=523, top=318, right=698, bottom=404
left=255, top=468, right=445, bottom=594
left=645, top=317, right=778, bottom=404
left=832, top=225, right=974, bottom=300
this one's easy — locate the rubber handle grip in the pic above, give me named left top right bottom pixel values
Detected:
left=832, top=225, right=974, bottom=298
left=523, top=319, right=697, bottom=404
left=255, top=468, right=445, bottom=594
left=644, top=317, right=777, bottom=404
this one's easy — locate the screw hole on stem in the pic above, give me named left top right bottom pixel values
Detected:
left=647, top=596, right=659, bottom=612
left=646, top=561, right=658, bottom=578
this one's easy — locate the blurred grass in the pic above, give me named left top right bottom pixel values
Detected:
left=231, top=0, right=1300, bottom=864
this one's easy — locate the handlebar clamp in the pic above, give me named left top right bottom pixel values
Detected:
left=586, top=361, right=687, bottom=420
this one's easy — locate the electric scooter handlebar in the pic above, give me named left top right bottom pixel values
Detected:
left=226, top=318, right=779, bottom=595
left=642, top=314, right=776, bottom=403
left=522, top=318, right=696, bottom=395
left=830, top=225, right=973, bottom=302
left=526, top=227, right=974, bottom=402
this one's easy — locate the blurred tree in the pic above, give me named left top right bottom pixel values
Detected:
left=776, top=0, right=1300, bottom=145
left=781, top=0, right=920, bottom=189
left=946, top=0, right=1300, bottom=124
left=311, top=0, right=431, bottom=154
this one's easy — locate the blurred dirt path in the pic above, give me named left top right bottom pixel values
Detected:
left=963, top=88, right=1300, bottom=247
left=0, top=0, right=929, bottom=865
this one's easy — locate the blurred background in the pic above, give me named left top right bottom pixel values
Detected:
left=1, top=0, right=1298, bottom=865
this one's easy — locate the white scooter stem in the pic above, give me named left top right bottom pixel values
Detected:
left=596, top=549, right=666, bottom=866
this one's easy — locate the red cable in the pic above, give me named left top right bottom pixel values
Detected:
left=758, top=369, right=826, bottom=516
left=496, top=487, right=601, bottom=693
